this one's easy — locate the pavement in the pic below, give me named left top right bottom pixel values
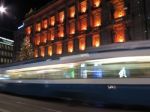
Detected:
left=0, top=93, right=148, bottom=112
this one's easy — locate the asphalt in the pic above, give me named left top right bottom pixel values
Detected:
left=0, top=93, right=148, bottom=112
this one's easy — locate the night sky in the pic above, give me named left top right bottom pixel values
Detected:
left=0, top=0, right=50, bottom=40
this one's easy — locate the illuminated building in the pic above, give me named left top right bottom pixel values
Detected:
left=24, top=0, right=150, bottom=59
left=0, top=36, right=14, bottom=64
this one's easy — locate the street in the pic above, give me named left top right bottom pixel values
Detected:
left=0, top=93, right=148, bottom=112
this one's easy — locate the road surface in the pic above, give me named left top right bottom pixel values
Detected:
left=0, top=93, right=148, bottom=112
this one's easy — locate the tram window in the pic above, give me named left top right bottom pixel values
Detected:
left=5, top=62, right=150, bottom=80
left=80, top=64, right=87, bottom=78
left=64, top=68, right=75, bottom=79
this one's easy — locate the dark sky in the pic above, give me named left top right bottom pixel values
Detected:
left=0, top=0, right=50, bottom=40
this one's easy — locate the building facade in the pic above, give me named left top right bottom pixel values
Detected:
left=24, top=0, right=150, bottom=59
left=14, top=26, right=25, bottom=60
left=0, top=37, right=14, bottom=64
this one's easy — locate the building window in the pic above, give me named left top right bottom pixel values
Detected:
left=49, top=16, right=55, bottom=26
left=91, top=10, right=101, bottom=27
left=68, top=40, right=73, bottom=53
left=56, top=42, right=62, bottom=55
left=48, top=46, right=52, bottom=56
left=69, top=6, right=75, bottom=18
left=69, top=20, right=75, bottom=35
left=92, top=0, right=101, bottom=8
left=34, top=35, right=40, bottom=45
left=26, top=26, right=31, bottom=35
left=48, top=28, right=55, bottom=41
left=114, top=8, right=126, bottom=19
left=58, top=25, right=64, bottom=38
left=36, top=22, right=41, bottom=32
left=113, top=23, right=126, bottom=43
left=79, top=0, right=87, bottom=13
left=34, top=49, right=38, bottom=58
left=40, top=46, right=45, bottom=57
left=111, top=0, right=126, bottom=19
left=42, top=19, right=48, bottom=29
left=79, top=35, right=86, bottom=51
left=92, top=33, right=100, bottom=47
left=79, top=16, right=87, bottom=31
left=58, top=11, right=65, bottom=23
left=41, top=32, right=47, bottom=43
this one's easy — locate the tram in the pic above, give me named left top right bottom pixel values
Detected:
left=1, top=41, right=150, bottom=106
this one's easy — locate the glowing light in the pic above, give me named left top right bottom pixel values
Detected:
left=56, top=42, right=62, bottom=55
left=68, top=41, right=73, bottom=53
left=36, top=23, right=41, bottom=32
left=59, top=11, right=64, bottom=23
left=80, top=18, right=87, bottom=31
left=70, top=30, right=75, bottom=35
left=114, top=23, right=126, bottom=43
left=50, top=16, right=55, bottom=26
left=81, top=63, right=85, bottom=67
left=35, top=35, right=40, bottom=45
left=69, top=21, right=75, bottom=35
left=49, top=28, right=55, bottom=41
left=118, top=36, right=125, bottom=42
left=69, top=64, right=74, bottom=68
left=93, top=0, right=101, bottom=7
left=34, top=49, right=38, bottom=58
left=114, top=32, right=125, bottom=43
left=18, top=23, right=24, bottom=30
left=81, top=25, right=87, bottom=31
left=79, top=37, right=86, bottom=51
left=114, top=9, right=126, bottom=19
left=119, top=67, right=127, bottom=78
left=0, top=5, right=6, bottom=13
left=58, top=26, right=64, bottom=38
left=69, top=6, right=75, bottom=18
left=80, top=1, right=87, bottom=13
left=48, top=46, right=52, bottom=56
left=92, top=34, right=100, bottom=47
left=43, top=19, right=48, bottom=29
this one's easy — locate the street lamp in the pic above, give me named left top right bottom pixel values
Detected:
left=0, top=5, right=6, bottom=14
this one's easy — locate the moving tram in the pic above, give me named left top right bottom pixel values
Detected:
left=1, top=42, right=150, bottom=106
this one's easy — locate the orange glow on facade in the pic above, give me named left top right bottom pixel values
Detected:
left=49, top=28, right=55, bottom=41
left=29, top=0, right=128, bottom=59
left=47, top=31, right=51, bottom=41
left=56, top=42, right=62, bottom=54
left=80, top=17, right=87, bottom=31
left=41, top=32, right=47, bottom=43
left=114, top=9, right=126, bottom=19
left=26, top=26, right=31, bottom=35
left=58, top=25, right=64, bottom=38
left=40, top=47, right=45, bottom=57
left=80, top=0, right=87, bottom=13
left=79, top=36, right=86, bottom=51
left=92, top=10, right=101, bottom=27
left=69, top=6, right=75, bottom=18
left=112, top=0, right=126, bottom=19
left=48, top=46, right=52, bottom=56
left=92, top=0, right=101, bottom=7
left=92, top=34, right=100, bottom=47
left=58, top=11, right=65, bottom=23
left=68, top=40, right=73, bottom=53
left=49, top=16, right=55, bottom=26
left=36, top=23, right=41, bottom=32
left=69, top=21, right=75, bottom=35
left=114, top=23, right=126, bottom=43
left=42, top=19, right=48, bottom=29
left=34, top=35, right=40, bottom=45
left=34, top=49, right=38, bottom=58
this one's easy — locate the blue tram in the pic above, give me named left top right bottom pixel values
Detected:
left=1, top=41, right=150, bottom=106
